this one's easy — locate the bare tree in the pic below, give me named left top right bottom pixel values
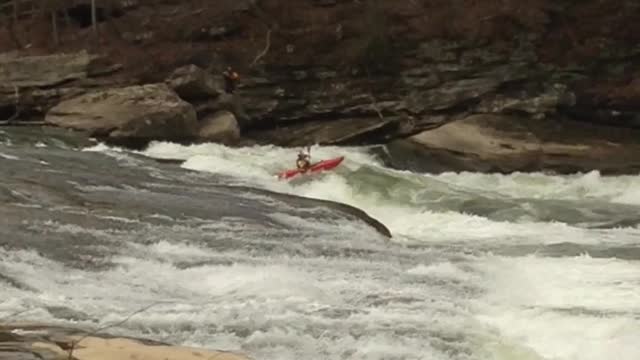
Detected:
left=40, top=0, right=63, bottom=46
left=250, top=28, right=271, bottom=67
left=91, top=0, right=97, bottom=36
left=247, top=0, right=279, bottom=68
left=3, top=0, right=22, bottom=49
left=50, top=9, right=58, bottom=45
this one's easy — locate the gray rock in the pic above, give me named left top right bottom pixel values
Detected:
left=477, top=85, right=575, bottom=115
left=0, top=51, right=125, bottom=121
left=198, top=111, right=241, bottom=144
left=0, top=51, right=98, bottom=88
left=45, top=84, right=198, bottom=141
left=165, top=65, right=223, bottom=101
left=383, top=114, right=640, bottom=174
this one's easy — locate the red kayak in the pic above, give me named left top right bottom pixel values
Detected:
left=277, top=156, right=345, bottom=180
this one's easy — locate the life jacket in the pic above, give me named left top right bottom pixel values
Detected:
left=297, top=158, right=310, bottom=170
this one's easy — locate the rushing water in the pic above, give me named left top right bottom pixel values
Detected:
left=1, top=127, right=639, bottom=360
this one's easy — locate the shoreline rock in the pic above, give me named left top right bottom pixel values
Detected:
left=242, top=185, right=392, bottom=238
left=0, top=323, right=249, bottom=360
left=198, top=110, right=241, bottom=144
left=2, top=0, right=640, bottom=174
left=45, top=84, right=199, bottom=142
left=380, top=114, right=640, bottom=175
left=165, top=65, right=223, bottom=101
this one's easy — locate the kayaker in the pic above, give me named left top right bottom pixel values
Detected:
left=222, top=66, right=239, bottom=94
left=296, top=147, right=311, bottom=172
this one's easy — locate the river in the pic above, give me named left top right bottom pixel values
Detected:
left=1, top=127, right=639, bottom=360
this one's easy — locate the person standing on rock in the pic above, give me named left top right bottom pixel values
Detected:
left=223, top=66, right=239, bottom=94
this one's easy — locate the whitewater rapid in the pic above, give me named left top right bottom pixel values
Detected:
left=139, top=141, right=640, bottom=360
left=140, top=141, right=640, bottom=242
left=1, top=133, right=639, bottom=360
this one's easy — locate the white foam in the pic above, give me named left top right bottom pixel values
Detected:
left=82, top=143, right=125, bottom=153
left=95, top=215, right=141, bottom=224
left=407, top=262, right=478, bottom=283
left=474, top=255, right=640, bottom=360
left=264, top=171, right=624, bottom=245
left=146, top=240, right=211, bottom=259
left=0, top=238, right=469, bottom=360
left=434, top=170, right=640, bottom=206
left=131, top=141, right=640, bottom=246
left=10, top=140, right=640, bottom=360
left=182, top=154, right=275, bottom=182
left=141, top=141, right=378, bottom=184
left=0, top=152, right=19, bottom=160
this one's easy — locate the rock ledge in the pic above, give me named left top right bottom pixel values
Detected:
left=0, top=323, right=249, bottom=360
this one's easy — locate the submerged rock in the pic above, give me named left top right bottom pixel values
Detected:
left=45, top=84, right=198, bottom=142
left=0, top=324, right=248, bottom=360
left=251, top=186, right=392, bottom=238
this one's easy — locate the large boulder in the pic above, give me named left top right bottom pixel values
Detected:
left=165, top=64, right=222, bottom=101
left=45, top=84, right=198, bottom=141
left=382, top=114, right=640, bottom=175
left=198, top=110, right=241, bottom=144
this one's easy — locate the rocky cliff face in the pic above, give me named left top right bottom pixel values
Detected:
left=1, top=0, right=639, bottom=173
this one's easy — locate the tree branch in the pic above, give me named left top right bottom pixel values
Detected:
left=67, top=301, right=167, bottom=360
left=250, top=28, right=272, bottom=68
left=365, top=65, right=384, bottom=120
